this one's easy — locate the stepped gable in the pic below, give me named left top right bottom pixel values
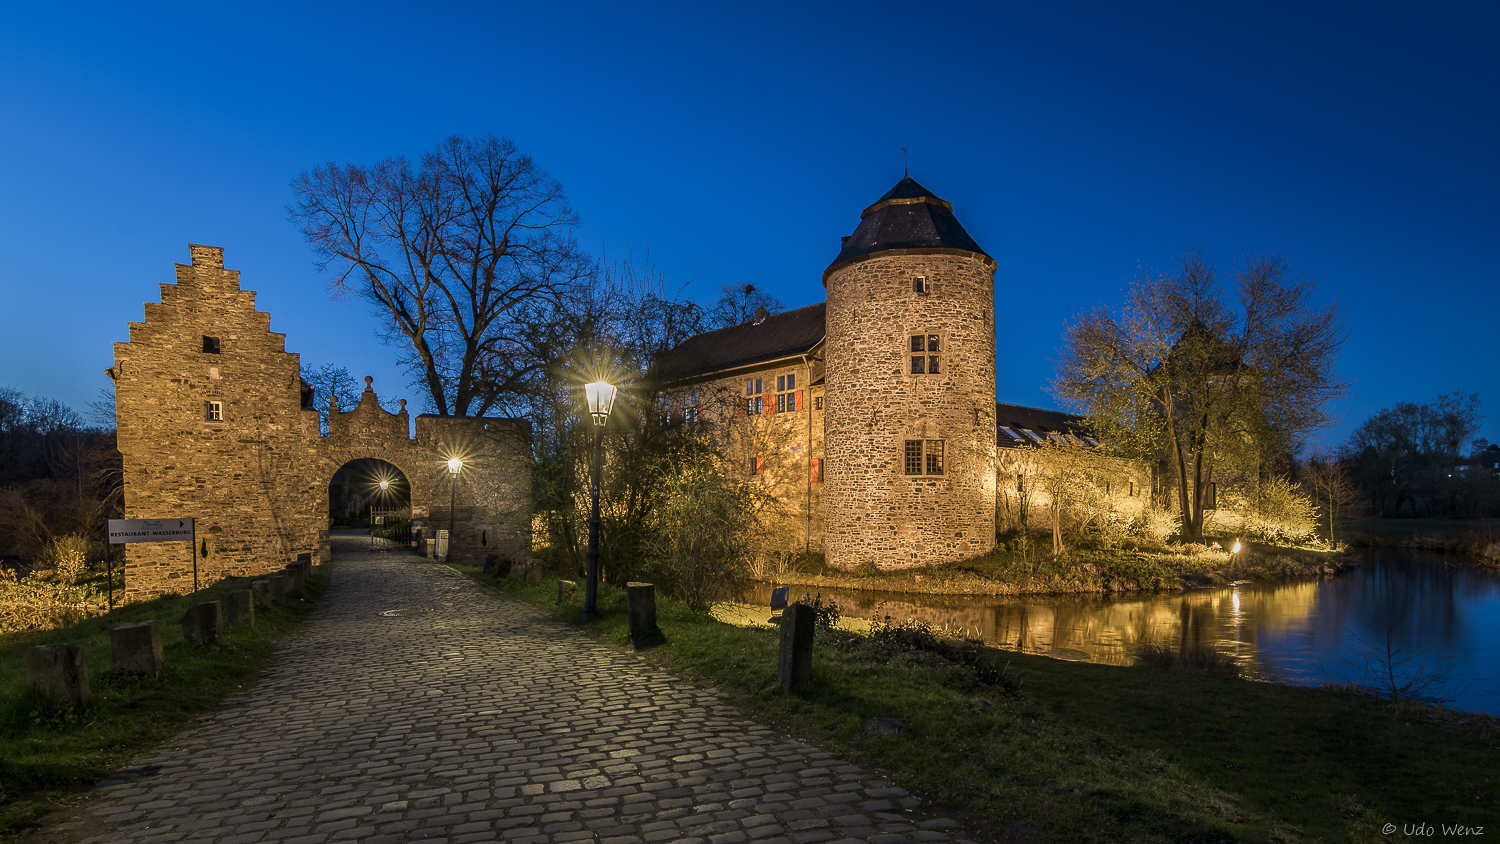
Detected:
left=995, top=402, right=1092, bottom=448
left=822, top=176, right=993, bottom=284
left=667, top=302, right=826, bottom=379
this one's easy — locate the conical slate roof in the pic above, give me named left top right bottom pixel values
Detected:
left=822, top=176, right=993, bottom=284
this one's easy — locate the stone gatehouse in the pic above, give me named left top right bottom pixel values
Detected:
left=108, top=245, right=530, bottom=599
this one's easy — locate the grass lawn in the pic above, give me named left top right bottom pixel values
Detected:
left=455, top=566, right=1499, bottom=844
left=0, top=566, right=329, bottom=836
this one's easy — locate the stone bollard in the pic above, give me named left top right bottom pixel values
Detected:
left=626, top=582, right=664, bottom=649
left=267, top=574, right=288, bottom=604
left=111, top=620, right=164, bottom=676
left=778, top=602, right=815, bottom=690
left=557, top=580, right=577, bottom=605
left=26, top=643, right=90, bottom=706
left=296, top=552, right=312, bottom=565
left=227, top=590, right=255, bottom=627
left=282, top=566, right=302, bottom=592
left=182, top=601, right=223, bottom=646
left=251, top=579, right=274, bottom=609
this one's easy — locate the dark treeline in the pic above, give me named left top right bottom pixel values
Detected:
left=1339, top=392, right=1500, bottom=519
left=0, top=386, right=122, bottom=565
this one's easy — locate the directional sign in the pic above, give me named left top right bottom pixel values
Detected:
left=108, top=518, right=195, bottom=544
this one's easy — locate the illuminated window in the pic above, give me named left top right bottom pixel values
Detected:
left=1021, top=429, right=1045, bottom=444
left=745, top=378, right=764, bottom=415
left=999, top=426, right=1024, bottom=442
left=909, top=334, right=941, bottom=375
left=903, top=440, right=944, bottom=475
left=775, top=373, right=798, bottom=412
left=684, top=391, right=699, bottom=424
left=205, top=401, right=223, bottom=422
left=202, top=336, right=221, bottom=354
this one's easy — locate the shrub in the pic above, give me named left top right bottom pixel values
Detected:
left=1244, top=476, right=1318, bottom=545
left=844, top=617, right=1021, bottom=696
left=0, top=534, right=104, bottom=634
left=795, top=593, right=841, bottom=630
left=645, top=449, right=774, bottom=612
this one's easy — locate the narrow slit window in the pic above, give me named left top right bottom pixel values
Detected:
left=202, top=336, right=221, bottom=354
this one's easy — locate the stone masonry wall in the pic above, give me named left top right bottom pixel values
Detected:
left=113, top=245, right=530, bottom=599
left=823, top=253, right=998, bottom=570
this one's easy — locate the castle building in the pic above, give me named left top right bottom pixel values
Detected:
left=108, top=245, right=531, bottom=598
left=667, top=176, right=1128, bottom=570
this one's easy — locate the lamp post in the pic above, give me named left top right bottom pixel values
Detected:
left=446, top=458, right=462, bottom=560
left=583, top=380, right=618, bottom=621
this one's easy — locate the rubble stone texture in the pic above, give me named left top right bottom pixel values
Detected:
left=823, top=252, right=998, bottom=570
left=61, top=539, right=978, bottom=844
left=110, top=244, right=531, bottom=598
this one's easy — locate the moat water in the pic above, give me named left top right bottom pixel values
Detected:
left=754, top=549, right=1500, bottom=713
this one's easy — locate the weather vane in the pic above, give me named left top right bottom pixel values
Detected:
left=902, top=147, right=910, bottom=176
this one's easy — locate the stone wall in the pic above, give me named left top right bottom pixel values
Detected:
left=823, top=253, right=998, bottom=570
left=112, top=245, right=530, bottom=599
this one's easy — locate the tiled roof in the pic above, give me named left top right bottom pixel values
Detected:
left=994, top=402, right=1094, bottom=448
left=666, top=302, right=826, bottom=380
left=823, top=176, right=993, bottom=283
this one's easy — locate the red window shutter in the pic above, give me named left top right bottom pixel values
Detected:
left=796, top=390, right=803, bottom=411
left=756, top=456, right=765, bottom=475
left=738, top=397, right=746, bottom=417
left=810, top=458, right=821, bottom=483
left=766, top=394, right=776, bottom=414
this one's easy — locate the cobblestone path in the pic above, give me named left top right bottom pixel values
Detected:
left=59, top=539, right=980, bottom=844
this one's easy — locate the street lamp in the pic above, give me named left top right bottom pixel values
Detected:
left=446, top=457, right=463, bottom=560
left=583, top=380, right=618, bottom=621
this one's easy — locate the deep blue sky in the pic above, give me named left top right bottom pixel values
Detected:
left=2, top=1, right=1495, bottom=450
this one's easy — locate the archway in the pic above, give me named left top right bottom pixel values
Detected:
left=329, top=458, right=412, bottom=552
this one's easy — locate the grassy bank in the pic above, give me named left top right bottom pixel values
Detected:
left=762, top=539, right=1349, bottom=596
left=454, top=565, right=1498, bottom=844
left=0, top=566, right=329, bottom=835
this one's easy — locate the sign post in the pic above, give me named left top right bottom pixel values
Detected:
left=107, top=518, right=197, bottom=601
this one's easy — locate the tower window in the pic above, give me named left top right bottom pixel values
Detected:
left=910, top=334, right=941, bottom=375
left=205, top=401, right=223, bottom=422
left=903, top=440, right=944, bottom=475
left=202, top=336, right=221, bottom=354
left=814, top=395, right=823, bottom=411
left=913, top=276, right=929, bottom=294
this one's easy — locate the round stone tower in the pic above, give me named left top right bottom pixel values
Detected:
left=822, top=176, right=997, bottom=570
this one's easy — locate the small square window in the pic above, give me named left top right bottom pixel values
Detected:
left=910, top=335, right=924, bottom=353
left=914, top=276, right=928, bottom=294
left=904, top=440, right=944, bottom=475
left=206, top=401, right=223, bottom=422
left=815, top=396, right=823, bottom=411
left=202, top=336, right=221, bottom=354
left=927, top=355, right=939, bottom=374
left=927, top=335, right=940, bottom=352
left=910, top=334, right=942, bottom=375
left=911, top=355, right=925, bottom=374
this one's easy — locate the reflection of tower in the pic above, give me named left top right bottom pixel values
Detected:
left=822, top=177, right=997, bottom=570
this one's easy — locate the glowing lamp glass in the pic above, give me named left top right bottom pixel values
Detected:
left=379, top=480, right=390, bottom=491
left=447, top=458, right=463, bottom=475
left=585, top=381, right=618, bottom=427
left=1232, top=540, right=1242, bottom=554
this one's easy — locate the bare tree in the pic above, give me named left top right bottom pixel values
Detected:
left=1054, top=251, right=1347, bottom=540
left=289, top=135, right=594, bottom=417
left=1304, top=451, right=1360, bottom=545
left=708, top=283, right=785, bottom=329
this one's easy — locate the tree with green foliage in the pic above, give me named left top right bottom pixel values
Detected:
left=1054, top=251, right=1347, bottom=541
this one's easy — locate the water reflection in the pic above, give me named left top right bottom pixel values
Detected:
left=753, top=550, right=1500, bottom=713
